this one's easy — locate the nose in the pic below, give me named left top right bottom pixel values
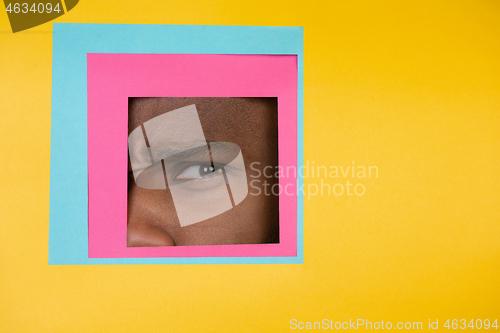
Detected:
left=127, top=219, right=175, bottom=247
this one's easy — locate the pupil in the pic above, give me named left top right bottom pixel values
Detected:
left=201, top=165, right=216, bottom=176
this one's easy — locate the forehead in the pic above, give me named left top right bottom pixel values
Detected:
left=128, top=97, right=278, bottom=160
left=128, top=97, right=276, bottom=129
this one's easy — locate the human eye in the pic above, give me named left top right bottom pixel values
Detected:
left=129, top=139, right=244, bottom=190
left=175, top=163, right=223, bottom=180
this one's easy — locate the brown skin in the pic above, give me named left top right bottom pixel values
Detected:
left=127, top=97, right=279, bottom=246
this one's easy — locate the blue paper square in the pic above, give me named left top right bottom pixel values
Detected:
left=49, top=23, right=303, bottom=264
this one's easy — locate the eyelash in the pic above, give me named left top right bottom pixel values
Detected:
left=170, top=161, right=237, bottom=181
left=128, top=160, right=237, bottom=187
left=175, top=163, right=223, bottom=180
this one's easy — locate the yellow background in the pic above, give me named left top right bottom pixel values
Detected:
left=0, top=1, right=499, bottom=331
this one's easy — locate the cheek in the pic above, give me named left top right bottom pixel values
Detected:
left=168, top=194, right=274, bottom=246
left=203, top=193, right=277, bottom=244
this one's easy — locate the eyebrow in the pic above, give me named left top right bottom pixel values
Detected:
left=159, top=144, right=211, bottom=161
left=161, top=142, right=239, bottom=164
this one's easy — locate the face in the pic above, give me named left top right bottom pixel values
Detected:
left=127, top=97, right=279, bottom=246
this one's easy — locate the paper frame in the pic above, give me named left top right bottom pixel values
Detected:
left=49, top=23, right=303, bottom=264
left=88, top=53, right=296, bottom=258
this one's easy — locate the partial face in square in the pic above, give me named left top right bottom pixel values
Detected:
left=127, top=97, right=279, bottom=246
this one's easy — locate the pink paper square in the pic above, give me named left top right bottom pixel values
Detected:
left=88, top=53, right=297, bottom=258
